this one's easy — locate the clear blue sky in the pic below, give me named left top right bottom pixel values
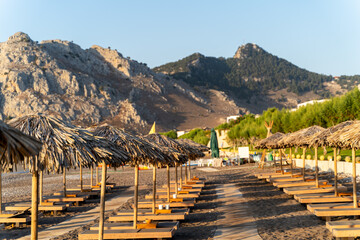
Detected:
left=0, top=0, right=359, bottom=76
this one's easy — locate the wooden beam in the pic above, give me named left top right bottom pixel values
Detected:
left=31, top=159, right=39, bottom=240
left=167, top=165, right=170, bottom=202
left=98, top=161, right=107, bottom=240
left=175, top=164, right=178, bottom=195
left=334, top=147, right=338, bottom=196
left=315, top=145, right=319, bottom=188
left=302, top=147, right=307, bottom=181
left=188, top=160, right=191, bottom=180
left=152, top=165, right=156, bottom=214
left=180, top=165, right=183, bottom=189
left=90, top=165, right=93, bottom=188
left=63, top=167, right=67, bottom=197
left=134, top=165, right=139, bottom=229
left=39, top=170, right=43, bottom=204
left=96, top=166, right=99, bottom=185
left=80, top=164, right=83, bottom=192
left=353, top=148, right=358, bottom=208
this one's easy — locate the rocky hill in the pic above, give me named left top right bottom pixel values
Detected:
left=0, top=32, right=243, bottom=133
left=153, top=43, right=355, bottom=108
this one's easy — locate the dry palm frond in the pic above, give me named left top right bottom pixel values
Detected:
left=255, top=132, right=285, bottom=149
left=8, top=115, right=129, bottom=172
left=176, top=138, right=209, bottom=153
left=90, top=124, right=168, bottom=166
left=0, top=120, right=42, bottom=172
left=278, top=125, right=325, bottom=148
left=308, top=121, right=355, bottom=147
left=326, top=120, right=360, bottom=149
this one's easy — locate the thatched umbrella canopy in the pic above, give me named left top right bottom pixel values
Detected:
left=278, top=126, right=325, bottom=148
left=255, top=132, right=285, bottom=149
left=9, top=115, right=130, bottom=240
left=306, top=121, right=355, bottom=196
left=176, top=138, right=209, bottom=153
left=326, top=120, right=360, bottom=208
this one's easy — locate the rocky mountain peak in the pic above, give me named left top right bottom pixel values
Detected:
left=7, top=32, right=34, bottom=44
left=233, top=43, right=264, bottom=59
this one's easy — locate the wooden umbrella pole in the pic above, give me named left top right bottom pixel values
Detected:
left=280, top=150, right=283, bottom=174
left=167, top=165, right=170, bottom=202
left=31, top=158, right=39, bottom=240
left=39, top=170, right=43, bottom=204
left=315, top=146, right=319, bottom=188
left=302, top=147, right=307, bottom=181
left=352, top=148, right=358, bottom=208
left=180, top=165, right=183, bottom=189
left=0, top=170, right=2, bottom=214
left=133, top=165, right=139, bottom=229
left=63, top=167, right=67, bottom=197
left=90, top=165, right=93, bottom=188
left=80, top=164, right=83, bottom=192
left=98, top=160, right=107, bottom=240
left=188, top=160, right=191, bottom=180
left=185, top=163, right=188, bottom=184
left=96, top=166, right=99, bottom=185
left=175, top=163, right=178, bottom=195
left=334, top=148, right=338, bottom=196
left=290, top=148, right=293, bottom=176
left=152, top=165, right=157, bottom=214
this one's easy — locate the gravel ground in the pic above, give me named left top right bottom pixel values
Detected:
left=1, top=164, right=353, bottom=239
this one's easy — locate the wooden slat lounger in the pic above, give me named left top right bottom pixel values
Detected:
left=295, top=193, right=353, bottom=204
left=44, top=195, right=89, bottom=206
left=6, top=203, right=67, bottom=215
left=283, top=186, right=338, bottom=195
left=90, top=221, right=180, bottom=230
left=79, top=222, right=179, bottom=239
left=145, top=192, right=199, bottom=199
left=274, top=180, right=327, bottom=188
left=326, top=221, right=360, bottom=239
left=138, top=199, right=196, bottom=209
left=0, top=212, right=31, bottom=227
left=269, top=176, right=306, bottom=183
left=307, top=203, right=360, bottom=213
left=53, top=190, right=100, bottom=197
left=109, top=208, right=189, bottom=221
left=156, top=188, right=201, bottom=194
left=314, top=208, right=360, bottom=221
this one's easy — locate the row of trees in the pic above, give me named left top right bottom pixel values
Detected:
left=227, top=88, right=360, bottom=143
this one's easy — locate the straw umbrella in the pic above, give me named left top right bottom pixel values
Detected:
left=308, top=121, right=355, bottom=196
left=278, top=126, right=325, bottom=182
left=255, top=132, right=285, bottom=173
left=0, top=120, right=42, bottom=221
left=176, top=138, right=208, bottom=185
left=9, top=115, right=128, bottom=240
left=327, top=120, right=360, bottom=208
left=90, top=124, right=169, bottom=230
left=144, top=134, right=190, bottom=200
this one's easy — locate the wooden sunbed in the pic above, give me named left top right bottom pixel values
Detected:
left=269, top=176, right=306, bottom=183
left=307, top=202, right=360, bottom=213
left=274, top=180, right=327, bottom=188
left=294, top=193, right=354, bottom=204
left=326, top=220, right=360, bottom=239
left=156, top=188, right=201, bottom=194
left=138, top=199, right=196, bottom=208
left=0, top=212, right=31, bottom=227
left=109, top=208, right=189, bottom=221
left=145, top=192, right=199, bottom=199
left=5, top=202, right=68, bottom=215
left=54, top=190, right=100, bottom=197
left=283, top=185, right=338, bottom=195
left=89, top=221, right=180, bottom=230
left=44, top=194, right=89, bottom=206
left=314, top=208, right=360, bottom=221
left=79, top=221, right=179, bottom=239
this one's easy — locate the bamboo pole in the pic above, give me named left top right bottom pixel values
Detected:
left=0, top=170, right=2, bottom=214
left=280, top=150, right=283, bottom=174
left=167, top=165, right=170, bottom=202
left=63, top=167, right=67, bottom=197
left=290, top=148, right=293, bottom=176
left=352, top=148, right=358, bottom=208
left=334, top=148, right=338, bottom=197
left=90, top=165, right=93, bottom=187
left=39, top=170, right=43, bottom=204
left=96, top=166, right=99, bottom=185
left=302, top=147, right=307, bottom=181
left=315, top=145, right=319, bottom=188
left=185, top=163, right=188, bottom=184
left=180, top=165, right=183, bottom=189
left=80, top=164, right=83, bottom=192
left=175, top=163, right=178, bottom=195
left=152, top=165, right=157, bottom=214
left=31, top=158, right=39, bottom=240
left=133, top=165, right=139, bottom=229
left=188, top=160, right=191, bottom=180
left=98, top=161, right=107, bottom=240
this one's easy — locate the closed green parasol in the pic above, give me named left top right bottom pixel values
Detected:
left=210, top=128, right=219, bottom=158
